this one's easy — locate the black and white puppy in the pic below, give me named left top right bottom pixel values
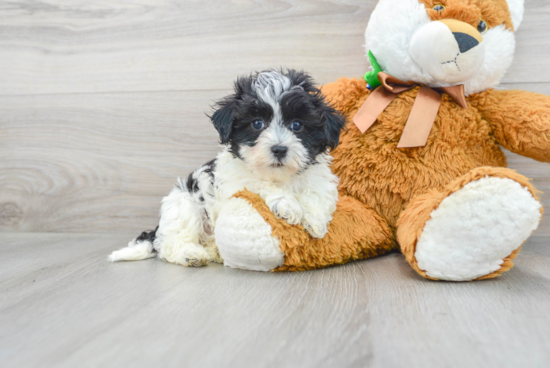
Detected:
left=109, top=70, right=345, bottom=267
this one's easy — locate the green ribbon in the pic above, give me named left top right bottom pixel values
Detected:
left=362, top=51, right=383, bottom=90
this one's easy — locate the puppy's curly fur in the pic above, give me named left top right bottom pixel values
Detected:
left=108, top=70, right=345, bottom=267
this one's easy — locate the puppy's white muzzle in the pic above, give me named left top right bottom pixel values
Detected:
left=409, top=19, right=485, bottom=84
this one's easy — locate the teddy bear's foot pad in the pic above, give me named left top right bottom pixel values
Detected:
left=216, top=197, right=285, bottom=272
left=414, top=177, right=541, bottom=281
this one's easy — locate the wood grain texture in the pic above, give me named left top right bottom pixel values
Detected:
left=1, top=232, right=549, bottom=368
left=0, top=0, right=549, bottom=95
left=1, top=87, right=549, bottom=234
left=0, top=0, right=372, bottom=95
left=0, top=0, right=549, bottom=235
left=1, top=2, right=549, bottom=368
left=0, top=90, right=222, bottom=232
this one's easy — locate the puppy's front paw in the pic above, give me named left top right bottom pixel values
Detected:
left=301, top=214, right=329, bottom=239
left=269, top=196, right=303, bottom=225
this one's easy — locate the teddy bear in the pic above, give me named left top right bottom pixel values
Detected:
left=213, top=0, right=550, bottom=281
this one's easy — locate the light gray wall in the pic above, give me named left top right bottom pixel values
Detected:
left=1, top=0, right=549, bottom=234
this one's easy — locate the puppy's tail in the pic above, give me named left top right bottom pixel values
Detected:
left=108, top=227, right=158, bottom=262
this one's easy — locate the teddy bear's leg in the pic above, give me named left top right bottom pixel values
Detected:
left=215, top=196, right=286, bottom=271
left=397, top=167, right=543, bottom=281
left=215, top=190, right=396, bottom=272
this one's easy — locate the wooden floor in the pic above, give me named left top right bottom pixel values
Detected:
left=1, top=233, right=549, bottom=368
left=1, top=1, right=550, bottom=367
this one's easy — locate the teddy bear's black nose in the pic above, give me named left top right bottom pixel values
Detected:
left=271, top=145, right=288, bottom=159
left=453, top=32, right=479, bottom=53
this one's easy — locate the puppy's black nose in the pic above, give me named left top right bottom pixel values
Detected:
left=453, top=32, right=479, bottom=53
left=271, top=145, right=288, bottom=159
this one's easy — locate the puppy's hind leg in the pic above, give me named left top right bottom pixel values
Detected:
left=155, top=183, right=211, bottom=267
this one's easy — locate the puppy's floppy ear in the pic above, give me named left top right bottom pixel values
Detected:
left=321, top=104, right=346, bottom=150
left=210, top=98, right=237, bottom=145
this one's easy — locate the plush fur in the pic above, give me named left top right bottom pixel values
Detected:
left=365, top=0, right=521, bottom=95
left=413, top=176, right=541, bottom=281
left=220, top=190, right=395, bottom=271
left=213, top=0, right=549, bottom=281
left=215, top=197, right=285, bottom=271
left=109, top=70, right=345, bottom=267
left=396, top=167, right=542, bottom=280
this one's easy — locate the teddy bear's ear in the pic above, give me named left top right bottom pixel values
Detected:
left=506, top=0, right=524, bottom=31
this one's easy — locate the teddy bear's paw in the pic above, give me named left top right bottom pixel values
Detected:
left=215, top=197, right=285, bottom=272
left=414, top=177, right=542, bottom=281
left=301, top=214, right=328, bottom=239
left=268, top=196, right=303, bottom=225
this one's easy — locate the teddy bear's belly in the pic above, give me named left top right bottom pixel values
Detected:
left=331, top=103, right=507, bottom=229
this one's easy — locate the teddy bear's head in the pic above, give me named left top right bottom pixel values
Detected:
left=365, top=0, right=523, bottom=95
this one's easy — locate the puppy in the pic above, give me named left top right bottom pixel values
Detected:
left=109, top=70, right=345, bottom=267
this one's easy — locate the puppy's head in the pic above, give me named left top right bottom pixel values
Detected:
left=210, top=70, right=344, bottom=175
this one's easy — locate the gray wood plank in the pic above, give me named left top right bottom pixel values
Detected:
left=0, top=0, right=372, bottom=95
left=0, top=0, right=548, bottom=95
left=1, top=2, right=549, bottom=367
left=498, top=83, right=550, bottom=95
left=0, top=232, right=549, bottom=368
left=0, top=90, right=222, bottom=232
left=1, top=86, right=549, bottom=234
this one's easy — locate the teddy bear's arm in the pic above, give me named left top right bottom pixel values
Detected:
left=474, top=89, right=550, bottom=162
left=223, top=190, right=395, bottom=272
left=320, top=77, right=371, bottom=119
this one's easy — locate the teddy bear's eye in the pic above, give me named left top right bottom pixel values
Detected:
left=433, top=4, right=445, bottom=12
left=477, top=20, right=488, bottom=33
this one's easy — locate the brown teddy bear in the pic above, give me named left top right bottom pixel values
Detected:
left=214, top=0, right=550, bottom=281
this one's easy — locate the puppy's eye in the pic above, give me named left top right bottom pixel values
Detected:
left=290, top=121, right=303, bottom=132
left=433, top=4, right=445, bottom=12
left=477, top=20, right=487, bottom=33
left=252, top=120, right=265, bottom=130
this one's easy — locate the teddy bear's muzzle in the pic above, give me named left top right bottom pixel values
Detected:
left=409, top=18, right=485, bottom=84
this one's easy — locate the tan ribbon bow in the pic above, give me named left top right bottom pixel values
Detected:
left=352, top=72, right=468, bottom=148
